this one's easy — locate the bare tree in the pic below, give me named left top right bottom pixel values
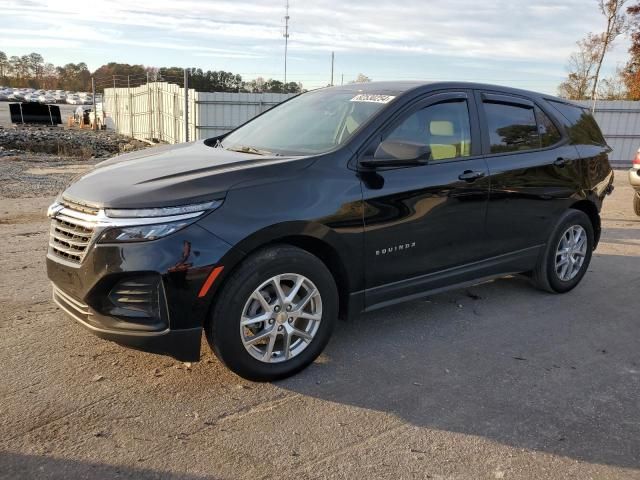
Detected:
left=558, top=34, right=602, bottom=99
left=350, top=73, right=371, bottom=84
left=590, top=0, right=629, bottom=100
left=598, top=68, right=628, bottom=98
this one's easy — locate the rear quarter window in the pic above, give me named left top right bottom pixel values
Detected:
left=547, top=100, right=607, bottom=146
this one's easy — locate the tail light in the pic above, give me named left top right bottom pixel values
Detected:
left=633, top=149, right=640, bottom=166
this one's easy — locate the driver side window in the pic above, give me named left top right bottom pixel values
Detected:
left=386, top=100, right=472, bottom=162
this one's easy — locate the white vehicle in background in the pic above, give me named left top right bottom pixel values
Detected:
left=38, top=94, right=56, bottom=104
left=66, top=95, right=82, bottom=105
left=630, top=149, right=640, bottom=216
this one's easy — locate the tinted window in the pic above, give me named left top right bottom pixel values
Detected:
left=386, top=100, right=472, bottom=161
left=547, top=100, right=606, bottom=146
left=484, top=102, right=539, bottom=153
left=535, top=108, right=562, bottom=147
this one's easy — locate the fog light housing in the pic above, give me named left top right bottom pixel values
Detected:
left=107, top=275, right=161, bottom=319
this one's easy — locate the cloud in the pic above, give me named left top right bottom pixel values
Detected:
left=1, top=0, right=630, bottom=91
left=2, top=0, right=614, bottom=62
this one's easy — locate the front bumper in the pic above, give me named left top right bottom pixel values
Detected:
left=53, top=285, right=202, bottom=361
left=47, top=222, right=235, bottom=361
left=629, top=167, right=640, bottom=190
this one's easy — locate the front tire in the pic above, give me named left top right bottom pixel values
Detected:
left=532, top=209, right=594, bottom=293
left=206, top=245, right=338, bottom=381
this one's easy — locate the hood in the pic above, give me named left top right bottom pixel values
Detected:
left=62, top=140, right=314, bottom=208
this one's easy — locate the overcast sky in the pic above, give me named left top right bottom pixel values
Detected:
left=1, top=0, right=631, bottom=93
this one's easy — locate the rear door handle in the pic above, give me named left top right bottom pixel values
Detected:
left=554, top=157, right=569, bottom=167
left=458, top=170, right=485, bottom=182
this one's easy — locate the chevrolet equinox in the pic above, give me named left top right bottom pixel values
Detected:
left=47, top=82, right=614, bottom=380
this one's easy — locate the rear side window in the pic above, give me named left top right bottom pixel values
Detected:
left=547, top=100, right=606, bottom=146
left=536, top=109, right=562, bottom=147
left=484, top=102, right=539, bottom=153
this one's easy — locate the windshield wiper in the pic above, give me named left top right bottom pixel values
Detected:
left=225, top=145, right=278, bottom=156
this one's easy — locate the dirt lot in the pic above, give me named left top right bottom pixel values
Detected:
left=0, top=154, right=639, bottom=479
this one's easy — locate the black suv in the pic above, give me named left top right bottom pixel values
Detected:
left=47, top=82, right=613, bottom=380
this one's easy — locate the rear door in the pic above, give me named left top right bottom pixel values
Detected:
left=476, top=91, right=581, bottom=258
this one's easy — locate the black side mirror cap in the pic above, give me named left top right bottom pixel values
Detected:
left=360, top=140, right=431, bottom=168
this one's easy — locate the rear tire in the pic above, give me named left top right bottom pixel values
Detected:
left=634, top=193, right=640, bottom=216
left=206, top=244, right=337, bottom=381
left=532, top=209, right=594, bottom=294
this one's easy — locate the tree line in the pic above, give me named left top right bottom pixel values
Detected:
left=0, top=51, right=303, bottom=94
left=559, top=0, right=640, bottom=100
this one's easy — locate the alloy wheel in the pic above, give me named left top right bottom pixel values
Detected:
left=554, top=225, right=587, bottom=281
left=240, top=273, right=322, bottom=363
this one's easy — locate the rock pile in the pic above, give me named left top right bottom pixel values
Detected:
left=0, top=125, right=150, bottom=159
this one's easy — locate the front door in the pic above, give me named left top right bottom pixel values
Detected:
left=359, top=92, right=491, bottom=309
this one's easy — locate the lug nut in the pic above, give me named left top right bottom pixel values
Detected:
left=286, top=305, right=292, bottom=312
left=278, top=325, right=283, bottom=331
left=269, top=318, right=275, bottom=324
left=274, top=305, right=281, bottom=312
left=288, top=317, right=293, bottom=323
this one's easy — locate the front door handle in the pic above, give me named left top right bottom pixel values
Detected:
left=554, top=157, right=569, bottom=167
left=458, top=170, right=485, bottom=182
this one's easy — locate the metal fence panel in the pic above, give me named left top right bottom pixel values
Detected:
left=104, top=86, right=637, bottom=169
left=104, top=84, right=295, bottom=145
left=103, top=82, right=195, bottom=144
left=577, top=100, right=640, bottom=168
left=194, top=91, right=295, bottom=139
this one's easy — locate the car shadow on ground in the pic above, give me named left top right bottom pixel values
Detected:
left=279, top=253, right=640, bottom=470
left=0, top=451, right=215, bottom=480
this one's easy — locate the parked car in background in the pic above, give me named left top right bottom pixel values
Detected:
left=37, top=94, right=56, bottom=104
left=630, top=148, right=640, bottom=215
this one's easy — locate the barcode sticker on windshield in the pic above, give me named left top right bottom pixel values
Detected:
left=350, top=94, right=395, bottom=104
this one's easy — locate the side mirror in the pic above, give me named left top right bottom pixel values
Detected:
left=361, top=140, right=431, bottom=168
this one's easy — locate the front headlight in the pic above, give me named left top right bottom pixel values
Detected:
left=96, top=199, right=223, bottom=243
left=98, top=220, right=193, bottom=243
left=104, top=201, right=220, bottom=219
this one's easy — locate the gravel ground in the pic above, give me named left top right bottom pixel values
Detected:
left=0, top=161, right=639, bottom=479
left=0, top=126, right=148, bottom=159
left=0, top=153, right=97, bottom=198
left=0, top=125, right=150, bottom=198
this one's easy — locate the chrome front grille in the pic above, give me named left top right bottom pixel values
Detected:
left=60, top=197, right=100, bottom=216
left=48, top=201, right=99, bottom=265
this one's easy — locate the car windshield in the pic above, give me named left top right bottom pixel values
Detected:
left=220, top=88, right=396, bottom=155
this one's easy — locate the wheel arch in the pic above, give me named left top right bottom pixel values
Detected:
left=205, top=221, right=361, bottom=323
left=569, top=199, right=601, bottom=247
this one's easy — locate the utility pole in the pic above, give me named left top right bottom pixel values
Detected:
left=91, top=77, right=96, bottom=130
left=184, top=68, right=189, bottom=143
left=330, top=51, right=334, bottom=86
left=283, top=0, right=290, bottom=85
left=128, top=75, right=133, bottom=137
